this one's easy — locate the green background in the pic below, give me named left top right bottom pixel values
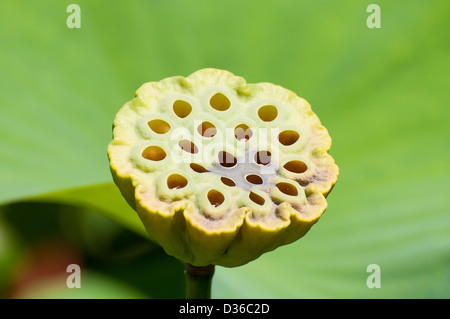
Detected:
left=1, top=0, right=449, bottom=298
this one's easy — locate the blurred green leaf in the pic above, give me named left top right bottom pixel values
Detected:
left=1, top=202, right=185, bottom=298
left=15, top=271, right=148, bottom=299
left=0, top=215, right=23, bottom=296
left=1, top=0, right=449, bottom=298
left=28, top=183, right=146, bottom=238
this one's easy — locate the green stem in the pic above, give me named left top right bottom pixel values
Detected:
left=185, top=263, right=215, bottom=299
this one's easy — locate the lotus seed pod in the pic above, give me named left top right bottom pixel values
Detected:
left=107, top=68, right=338, bottom=267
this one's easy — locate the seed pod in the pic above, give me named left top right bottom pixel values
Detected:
left=107, top=68, right=338, bottom=267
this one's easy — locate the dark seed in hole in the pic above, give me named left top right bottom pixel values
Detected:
left=283, top=160, right=307, bottom=173
left=249, top=192, right=265, bottom=205
left=190, top=163, right=208, bottom=173
left=276, top=182, right=298, bottom=196
left=245, top=174, right=263, bottom=185
left=142, top=146, right=166, bottom=161
left=234, top=124, right=252, bottom=141
left=167, top=174, right=188, bottom=189
left=197, top=121, right=217, bottom=138
left=278, top=130, right=299, bottom=146
left=173, top=100, right=192, bottom=118
left=210, top=93, right=231, bottom=111
left=221, top=177, right=236, bottom=187
left=148, top=119, right=171, bottom=134
left=258, top=105, right=278, bottom=122
left=254, top=151, right=271, bottom=165
left=218, top=151, right=237, bottom=168
left=178, top=140, right=198, bottom=154
left=207, top=189, right=225, bottom=207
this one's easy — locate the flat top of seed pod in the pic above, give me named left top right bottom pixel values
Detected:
left=107, top=68, right=338, bottom=267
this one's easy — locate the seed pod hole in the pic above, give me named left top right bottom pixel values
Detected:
left=245, top=174, right=263, bottom=185
left=218, top=151, right=237, bottom=168
left=197, top=121, right=217, bottom=138
left=190, top=163, right=208, bottom=173
left=276, top=182, right=298, bottom=196
left=207, top=189, right=225, bottom=207
left=178, top=140, right=198, bottom=154
left=234, top=124, right=253, bottom=141
left=173, top=100, right=192, bottom=118
left=249, top=192, right=265, bottom=206
left=148, top=119, right=171, bottom=134
left=278, top=130, right=299, bottom=146
left=167, top=174, right=188, bottom=189
left=142, top=146, right=166, bottom=161
left=221, top=177, right=236, bottom=187
left=254, top=151, right=271, bottom=165
left=210, top=93, right=231, bottom=111
left=258, top=105, right=278, bottom=122
left=284, top=160, right=307, bottom=173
